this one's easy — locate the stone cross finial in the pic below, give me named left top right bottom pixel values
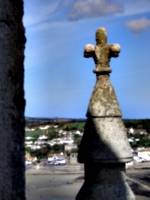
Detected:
left=76, top=27, right=135, bottom=200
left=84, top=27, right=120, bottom=74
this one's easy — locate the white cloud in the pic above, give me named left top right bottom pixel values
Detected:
left=119, top=0, right=150, bottom=17
left=23, top=0, right=60, bottom=27
left=125, top=17, right=150, bottom=34
left=67, top=0, right=123, bottom=20
left=23, top=0, right=150, bottom=27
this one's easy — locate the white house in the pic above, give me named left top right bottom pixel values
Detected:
left=65, top=144, right=77, bottom=151
left=25, top=136, right=33, bottom=140
left=39, top=125, right=51, bottom=130
left=31, top=145, right=41, bottom=150
left=47, top=153, right=66, bottom=165
left=25, top=141, right=33, bottom=145
left=38, top=135, right=48, bottom=140
left=138, top=152, right=150, bottom=161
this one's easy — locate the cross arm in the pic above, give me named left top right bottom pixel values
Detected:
left=109, top=44, right=121, bottom=58
left=84, top=44, right=95, bottom=58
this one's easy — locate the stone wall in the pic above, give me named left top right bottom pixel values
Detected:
left=0, top=1, right=26, bottom=199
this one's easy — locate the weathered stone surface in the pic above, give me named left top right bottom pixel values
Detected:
left=0, top=1, right=26, bottom=199
left=84, top=27, right=120, bottom=73
left=87, top=75, right=122, bottom=117
left=78, top=117, right=132, bottom=163
left=76, top=163, right=135, bottom=200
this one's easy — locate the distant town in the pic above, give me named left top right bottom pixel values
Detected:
left=25, top=117, right=150, bottom=166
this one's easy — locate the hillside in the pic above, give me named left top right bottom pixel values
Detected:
left=25, top=117, right=150, bottom=132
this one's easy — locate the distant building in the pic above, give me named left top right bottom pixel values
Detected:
left=127, top=128, right=147, bottom=135
left=128, top=128, right=134, bottom=134
left=39, top=125, right=51, bottom=130
left=75, top=131, right=83, bottom=136
left=25, top=136, right=33, bottom=140
left=69, top=153, right=78, bottom=164
left=25, top=127, right=35, bottom=132
left=47, top=153, right=66, bottom=165
left=38, top=135, right=48, bottom=140
left=65, top=144, right=77, bottom=152
left=25, top=152, right=37, bottom=163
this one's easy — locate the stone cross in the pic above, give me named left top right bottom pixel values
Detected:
left=84, top=27, right=120, bottom=74
left=76, top=27, right=135, bottom=200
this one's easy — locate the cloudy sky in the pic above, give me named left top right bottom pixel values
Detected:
left=23, top=0, right=150, bottom=119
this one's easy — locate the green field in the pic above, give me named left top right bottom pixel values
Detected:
left=58, top=121, right=85, bottom=132
left=25, top=129, right=43, bottom=137
left=25, top=121, right=86, bottom=138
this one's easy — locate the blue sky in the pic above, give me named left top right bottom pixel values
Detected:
left=23, top=0, right=150, bottom=119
